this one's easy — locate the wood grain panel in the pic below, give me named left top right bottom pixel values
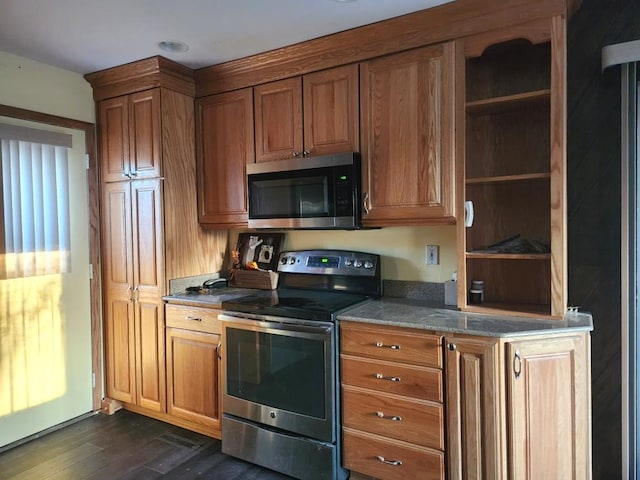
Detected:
left=341, top=354, right=443, bottom=402
left=165, top=304, right=222, bottom=334
left=340, top=322, right=442, bottom=368
left=445, top=336, right=504, bottom=480
left=343, top=427, right=445, bottom=480
left=342, top=386, right=444, bottom=449
left=303, top=64, right=360, bottom=155
left=254, top=77, right=303, bottom=162
left=166, top=328, right=221, bottom=432
left=135, top=301, right=164, bottom=412
left=506, top=334, right=590, bottom=479
left=194, top=0, right=571, bottom=97
left=129, top=89, right=161, bottom=179
left=195, top=88, right=253, bottom=228
left=360, top=42, right=455, bottom=226
left=98, top=96, right=129, bottom=182
left=105, top=298, right=135, bottom=403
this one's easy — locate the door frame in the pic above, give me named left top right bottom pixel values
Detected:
left=0, top=104, right=102, bottom=412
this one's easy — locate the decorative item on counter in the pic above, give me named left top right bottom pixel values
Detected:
left=229, top=232, right=285, bottom=290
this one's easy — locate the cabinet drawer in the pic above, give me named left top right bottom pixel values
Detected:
left=343, top=427, right=444, bottom=480
left=165, top=304, right=221, bottom=334
left=342, top=385, right=444, bottom=450
left=341, top=355, right=442, bottom=402
left=341, top=322, right=442, bottom=368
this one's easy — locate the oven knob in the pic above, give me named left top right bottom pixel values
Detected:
left=345, top=258, right=353, bottom=267
left=270, top=411, right=277, bottom=419
left=354, top=259, right=363, bottom=268
left=364, top=260, right=374, bottom=269
left=280, top=256, right=288, bottom=265
left=289, top=257, right=296, bottom=265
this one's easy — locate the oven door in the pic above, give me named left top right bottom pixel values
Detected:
left=220, top=313, right=336, bottom=443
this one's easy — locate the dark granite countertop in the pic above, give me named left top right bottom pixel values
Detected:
left=337, top=297, right=593, bottom=337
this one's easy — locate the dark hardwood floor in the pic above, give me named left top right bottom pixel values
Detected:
left=0, top=410, right=293, bottom=479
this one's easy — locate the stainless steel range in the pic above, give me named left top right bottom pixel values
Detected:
left=219, top=249, right=381, bottom=480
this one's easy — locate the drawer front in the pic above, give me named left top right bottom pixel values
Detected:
left=343, top=427, right=444, bottom=480
left=341, top=355, right=443, bottom=402
left=165, top=304, right=221, bottom=334
left=342, top=386, right=444, bottom=450
left=340, top=322, right=442, bottom=368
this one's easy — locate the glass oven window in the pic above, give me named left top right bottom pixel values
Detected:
left=249, top=172, right=330, bottom=218
left=226, top=327, right=326, bottom=419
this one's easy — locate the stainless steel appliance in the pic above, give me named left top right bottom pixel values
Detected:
left=246, top=152, right=361, bottom=230
left=220, top=249, right=381, bottom=480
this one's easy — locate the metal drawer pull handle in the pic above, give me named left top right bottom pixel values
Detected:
left=376, top=455, right=402, bottom=466
left=375, top=342, right=401, bottom=350
left=376, top=411, right=402, bottom=421
left=514, top=349, right=522, bottom=379
left=375, top=373, right=401, bottom=382
left=186, top=316, right=203, bottom=322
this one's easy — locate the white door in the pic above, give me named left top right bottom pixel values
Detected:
left=0, top=120, right=92, bottom=447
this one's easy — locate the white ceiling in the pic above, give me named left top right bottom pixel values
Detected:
left=0, top=0, right=453, bottom=75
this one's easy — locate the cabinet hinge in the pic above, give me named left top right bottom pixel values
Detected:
left=92, top=372, right=96, bottom=389
left=84, top=154, right=90, bottom=170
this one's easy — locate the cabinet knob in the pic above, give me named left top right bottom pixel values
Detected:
left=362, top=192, right=369, bottom=215
left=514, top=349, right=522, bottom=379
left=129, top=171, right=138, bottom=177
left=302, top=149, right=310, bottom=156
left=122, top=172, right=131, bottom=179
left=448, top=343, right=457, bottom=351
left=292, top=151, right=300, bottom=157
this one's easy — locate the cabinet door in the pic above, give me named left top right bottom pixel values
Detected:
left=166, top=328, right=221, bottom=432
left=360, top=42, right=455, bottom=226
left=131, top=179, right=165, bottom=412
left=254, top=77, right=303, bottom=162
left=128, top=89, right=161, bottom=179
left=303, top=64, right=359, bottom=156
left=506, top=334, right=591, bottom=480
left=102, top=182, right=135, bottom=403
left=98, top=96, right=130, bottom=183
left=445, top=336, right=504, bottom=480
left=196, top=88, right=254, bottom=227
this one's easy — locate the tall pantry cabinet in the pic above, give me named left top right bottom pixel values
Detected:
left=86, top=57, right=226, bottom=416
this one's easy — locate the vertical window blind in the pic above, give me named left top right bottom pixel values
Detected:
left=0, top=123, right=72, bottom=278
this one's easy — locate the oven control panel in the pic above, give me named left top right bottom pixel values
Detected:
left=277, top=249, right=379, bottom=276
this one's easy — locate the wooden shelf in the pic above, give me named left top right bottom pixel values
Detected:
left=461, top=302, right=553, bottom=319
left=466, top=172, right=550, bottom=185
left=466, top=89, right=550, bottom=116
left=466, top=252, right=551, bottom=260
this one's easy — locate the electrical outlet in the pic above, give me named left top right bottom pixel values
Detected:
left=426, top=245, right=439, bottom=265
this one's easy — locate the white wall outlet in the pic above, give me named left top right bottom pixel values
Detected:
left=426, top=245, right=439, bottom=265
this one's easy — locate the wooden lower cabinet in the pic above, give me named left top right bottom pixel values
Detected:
left=340, top=322, right=445, bottom=480
left=165, top=304, right=222, bottom=436
left=445, top=332, right=592, bottom=480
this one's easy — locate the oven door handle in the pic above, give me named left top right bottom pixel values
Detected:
left=219, top=314, right=332, bottom=336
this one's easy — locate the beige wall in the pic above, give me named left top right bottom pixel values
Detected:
left=0, top=51, right=94, bottom=122
left=231, top=226, right=458, bottom=282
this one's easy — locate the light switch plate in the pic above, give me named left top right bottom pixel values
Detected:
left=426, top=245, right=439, bottom=265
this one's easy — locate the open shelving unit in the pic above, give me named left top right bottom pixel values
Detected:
left=458, top=20, right=566, bottom=318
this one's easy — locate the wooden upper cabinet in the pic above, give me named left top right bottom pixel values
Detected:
left=98, top=88, right=161, bottom=182
left=254, top=77, right=303, bottom=163
left=254, top=64, right=359, bottom=162
left=360, top=42, right=456, bottom=227
left=196, top=88, right=254, bottom=227
left=303, top=64, right=359, bottom=156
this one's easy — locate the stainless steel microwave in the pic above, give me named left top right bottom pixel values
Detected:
left=246, top=152, right=361, bottom=229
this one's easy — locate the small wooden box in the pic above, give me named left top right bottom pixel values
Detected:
left=231, top=269, right=279, bottom=290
